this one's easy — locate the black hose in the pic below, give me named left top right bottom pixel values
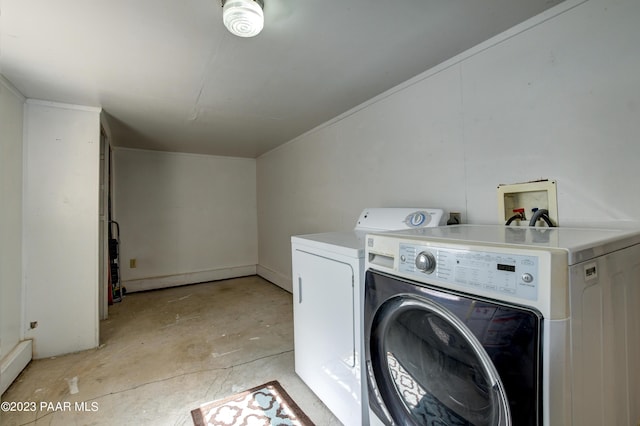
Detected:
left=505, top=213, right=523, bottom=225
left=529, top=209, right=555, bottom=227
left=539, top=213, right=554, bottom=227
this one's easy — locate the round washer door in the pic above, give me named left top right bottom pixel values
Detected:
left=368, top=295, right=511, bottom=426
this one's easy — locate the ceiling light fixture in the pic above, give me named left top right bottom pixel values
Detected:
left=221, top=0, right=264, bottom=38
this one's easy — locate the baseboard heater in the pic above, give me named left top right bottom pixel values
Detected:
left=1, top=340, right=33, bottom=395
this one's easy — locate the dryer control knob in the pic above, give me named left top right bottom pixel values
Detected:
left=415, top=251, right=436, bottom=274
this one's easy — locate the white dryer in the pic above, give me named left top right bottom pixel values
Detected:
left=364, top=225, right=640, bottom=425
left=291, top=208, right=445, bottom=426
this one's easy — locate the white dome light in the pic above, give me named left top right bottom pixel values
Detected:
left=222, top=0, right=264, bottom=38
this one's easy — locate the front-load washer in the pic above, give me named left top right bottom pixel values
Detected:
left=291, top=208, right=445, bottom=426
left=364, top=224, right=640, bottom=425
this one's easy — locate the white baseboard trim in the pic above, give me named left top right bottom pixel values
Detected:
left=257, top=265, right=292, bottom=293
left=123, top=265, right=257, bottom=293
left=1, top=340, right=33, bottom=395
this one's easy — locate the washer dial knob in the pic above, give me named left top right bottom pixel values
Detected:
left=415, top=251, right=436, bottom=273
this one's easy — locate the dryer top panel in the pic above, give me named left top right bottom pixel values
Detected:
left=355, top=208, right=445, bottom=231
left=292, top=231, right=365, bottom=258
left=291, top=208, right=445, bottom=258
left=373, top=224, right=640, bottom=265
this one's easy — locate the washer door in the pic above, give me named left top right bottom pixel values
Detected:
left=368, top=296, right=511, bottom=426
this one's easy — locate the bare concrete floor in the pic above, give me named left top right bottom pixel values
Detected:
left=0, top=276, right=341, bottom=425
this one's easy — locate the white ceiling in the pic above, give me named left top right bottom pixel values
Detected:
left=0, top=0, right=563, bottom=158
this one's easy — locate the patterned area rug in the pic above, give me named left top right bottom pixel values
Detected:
left=191, top=381, right=315, bottom=426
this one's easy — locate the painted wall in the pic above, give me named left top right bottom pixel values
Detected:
left=257, top=0, right=640, bottom=292
left=113, top=148, right=258, bottom=292
left=0, top=76, right=25, bottom=365
left=23, top=100, right=101, bottom=358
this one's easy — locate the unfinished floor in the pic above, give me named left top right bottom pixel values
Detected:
left=0, top=276, right=341, bottom=425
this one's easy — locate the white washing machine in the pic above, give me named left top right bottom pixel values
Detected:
left=291, top=208, right=445, bottom=426
left=364, top=225, right=640, bottom=425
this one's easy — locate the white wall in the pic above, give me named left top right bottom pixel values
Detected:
left=23, top=100, right=101, bottom=358
left=257, top=0, right=640, bottom=292
left=113, top=148, right=258, bottom=292
left=0, top=76, right=28, bottom=389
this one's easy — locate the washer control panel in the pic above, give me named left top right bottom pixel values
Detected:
left=399, top=244, right=539, bottom=300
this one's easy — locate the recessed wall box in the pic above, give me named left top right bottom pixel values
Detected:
left=498, top=180, right=558, bottom=226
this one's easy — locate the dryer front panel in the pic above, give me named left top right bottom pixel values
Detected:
left=365, top=270, right=542, bottom=426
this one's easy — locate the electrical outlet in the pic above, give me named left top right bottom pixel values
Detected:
left=447, top=212, right=462, bottom=225
left=497, top=180, right=558, bottom=226
left=129, top=258, right=137, bottom=268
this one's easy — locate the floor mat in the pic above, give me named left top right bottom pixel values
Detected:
left=191, top=380, right=315, bottom=426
